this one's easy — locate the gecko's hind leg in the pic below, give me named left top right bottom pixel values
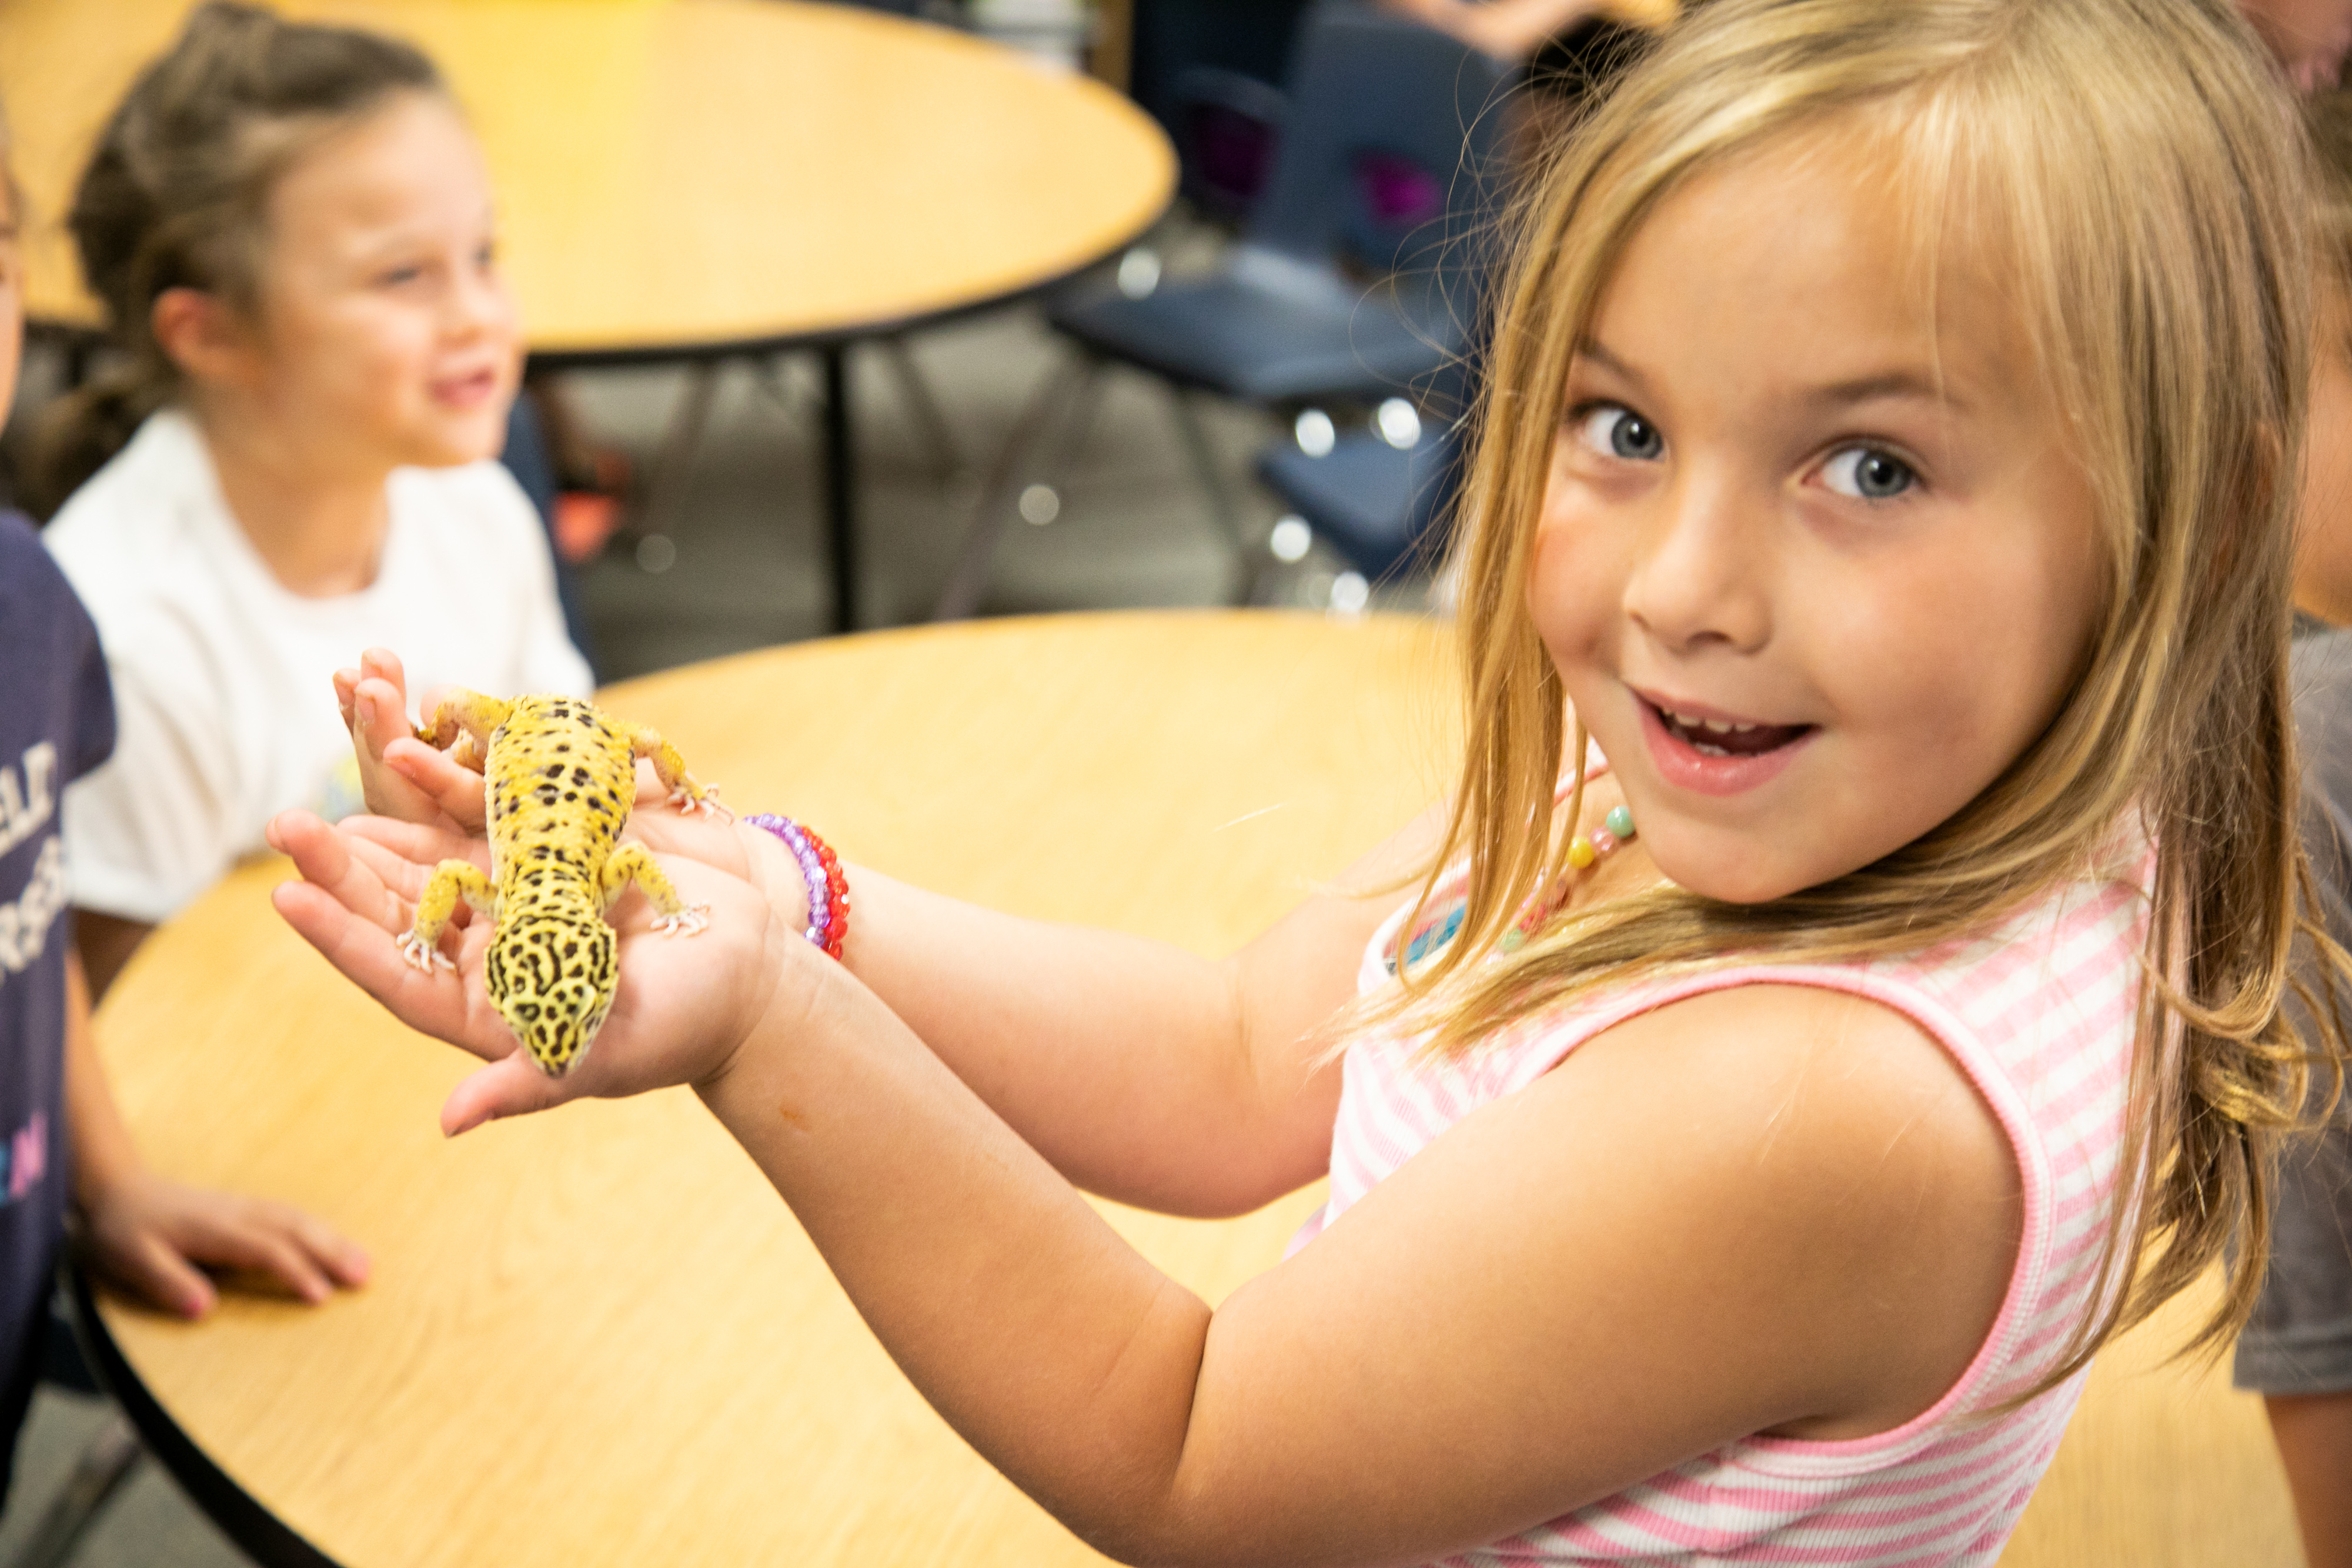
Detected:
left=602, top=844, right=710, bottom=937
left=401, top=860, right=497, bottom=971
left=414, top=690, right=512, bottom=776
left=613, top=721, right=731, bottom=821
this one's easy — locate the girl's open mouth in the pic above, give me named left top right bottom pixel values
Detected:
left=1635, top=694, right=1816, bottom=796
left=1652, top=704, right=1810, bottom=758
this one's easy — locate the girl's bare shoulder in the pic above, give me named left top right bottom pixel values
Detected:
left=1553, top=979, right=2022, bottom=1436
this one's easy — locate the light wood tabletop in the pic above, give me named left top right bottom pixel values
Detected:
left=0, top=0, right=1177, bottom=357
left=83, top=609, right=2308, bottom=1566
left=88, top=611, right=1456, bottom=1567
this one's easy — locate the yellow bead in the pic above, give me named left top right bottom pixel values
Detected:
left=1568, top=835, right=1596, bottom=870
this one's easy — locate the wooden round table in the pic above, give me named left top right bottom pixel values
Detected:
left=86, top=611, right=1454, bottom=1567
left=81, top=610, right=2309, bottom=1566
left=0, top=0, right=1177, bottom=631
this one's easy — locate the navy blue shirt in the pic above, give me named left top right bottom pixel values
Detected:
left=0, top=511, right=115, bottom=1453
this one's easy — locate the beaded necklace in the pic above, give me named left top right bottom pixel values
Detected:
left=1390, top=779, right=1637, bottom=977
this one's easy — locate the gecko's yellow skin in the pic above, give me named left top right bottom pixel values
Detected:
left=396, top=691, right=729, bottom=1076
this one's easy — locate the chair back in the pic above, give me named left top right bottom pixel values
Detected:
left=1130, top=0, right=1311, bottom=219
left=1245, top=1, right=1515, bottom=279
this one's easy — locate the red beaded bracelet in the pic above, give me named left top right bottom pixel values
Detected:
left=745, top=814, right=850, bottom=961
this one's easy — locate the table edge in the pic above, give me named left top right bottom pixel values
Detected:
left=28, top=191, right=1170, bottom=367
left=71, top=1266, right=342, bottom=1568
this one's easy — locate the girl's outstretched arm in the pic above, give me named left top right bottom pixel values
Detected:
left=342, top=710, right=1442, bottom=1219
left=270, top=813, right=2019, bottom=1568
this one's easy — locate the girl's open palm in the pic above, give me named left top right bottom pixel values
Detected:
left=266, top=810, right=793, bottom=1136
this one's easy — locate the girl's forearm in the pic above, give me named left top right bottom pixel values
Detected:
left=696, top=958, right=1212, bottom=1562
left=777, top=853, right=1353, bottom=1219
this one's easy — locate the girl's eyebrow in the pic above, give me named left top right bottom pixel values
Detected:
left=1804, top=369, right=1971, bottom=415
left=1577, top=336, right=1970, bottom=417
left=1571, top=337, right=1653, bottom=395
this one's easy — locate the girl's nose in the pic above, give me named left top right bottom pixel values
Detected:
left=445, top=263, right=514, bottom=340
left=1621, top=474, right=1773, bottom=655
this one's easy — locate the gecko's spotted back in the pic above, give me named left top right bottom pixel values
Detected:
left=486, top=696, right=636, bottom=874
left=482, top=697, right=636, bottom=1073
left=397, top=687, right=723, bottom=1078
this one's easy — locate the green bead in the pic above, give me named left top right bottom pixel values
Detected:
left=1605, top=804, right=1635, bottom=839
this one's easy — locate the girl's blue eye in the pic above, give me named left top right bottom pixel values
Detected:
left=1822, top=446, right=1916, bottom=500
left=1573, top=404, right=1664, bottom=462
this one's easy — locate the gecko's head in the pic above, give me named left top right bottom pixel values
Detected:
left=485, top=914, right=617, bottom=1077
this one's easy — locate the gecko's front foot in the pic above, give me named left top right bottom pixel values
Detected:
left=674, top=783, right=733, bottom=823
left=650, top=905, right=711, bottom=939
left=398, top=932, right=456, bottom=972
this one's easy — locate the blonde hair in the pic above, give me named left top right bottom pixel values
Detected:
left=2311, top=89, right=2352, bottom=292
left=1403, top=0, right=2341, bottom=1393
left=26, top=2, right=443, bottom=516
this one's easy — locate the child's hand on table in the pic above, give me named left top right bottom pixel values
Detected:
left=78, top=1169, right=370, bottom=1320
left=266, top=809, right=806, bottom=1135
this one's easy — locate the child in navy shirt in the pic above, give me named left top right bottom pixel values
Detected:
left=0, top=120, right=365, bottom=1499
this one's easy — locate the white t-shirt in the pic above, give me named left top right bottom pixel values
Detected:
left=45, top=409, right=594, bottom=924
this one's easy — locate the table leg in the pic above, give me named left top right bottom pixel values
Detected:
left=821, top=343, right=858, bottom=635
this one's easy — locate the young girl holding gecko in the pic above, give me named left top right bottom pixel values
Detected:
left=275, top=0, right=2342, bottom=1561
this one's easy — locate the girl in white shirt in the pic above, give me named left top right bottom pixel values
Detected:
left=35, top=2, right=591, bottom=994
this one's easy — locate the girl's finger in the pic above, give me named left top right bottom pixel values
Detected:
left=343, top=812, right=489, bottom=872
left=337, top=835, right=429, bottom=916
left=359, top=647, right=407, bottom=691
left=441, top=1054, right=569, bottom=1138
left=292, top=1211, right=372, bottom=1287
left=267, top=811, right=409, bottom=933
left=270, top=882, right=503, bottom=1055
left=383, top=737, right=489, bottom=830
left=189, top=1211, right=334, bottom=1305
left=126, top=1233, right=216, bottom=1320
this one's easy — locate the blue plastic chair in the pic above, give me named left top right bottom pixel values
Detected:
left=933, top=1, right=1513, bottom=617
left=1129, top=0, right=1312, bottom=218
left=1052, top=2, right=1509, bottom=402
left=1257, top=417, right=1464, bottom=583
left=1255, top=333, right=1473, bottom=581
left=1250, top=15, right=1672, bottom=589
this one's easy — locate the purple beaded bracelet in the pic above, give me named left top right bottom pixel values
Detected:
left=746, top=813, right=846, bottom=958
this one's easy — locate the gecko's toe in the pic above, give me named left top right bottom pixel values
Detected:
left=653, top=905, right=711, bottom=939
left=674, top=785, right=732, bottom=823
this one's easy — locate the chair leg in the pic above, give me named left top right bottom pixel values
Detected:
left=931, top=355, right=1098, bottom=621
left=633, top=360, right=724, bottom=543
left=749, top=355, right=805, bottom=425
left=9, top=1410, right=143, bottom=1568
left=881, top=337, right=962, bottom=481
left=1167, top=390, right=1250, bottom=554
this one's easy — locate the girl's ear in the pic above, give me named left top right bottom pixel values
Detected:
left=149, top=286, right=261, bottom=389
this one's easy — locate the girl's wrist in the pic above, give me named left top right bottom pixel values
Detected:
left=691, top=919, right=850, bottom=1121
left=741, top=813, right=851, bottom=963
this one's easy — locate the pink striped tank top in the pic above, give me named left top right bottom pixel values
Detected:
left=1291, top=811, right=2150, bottom=1566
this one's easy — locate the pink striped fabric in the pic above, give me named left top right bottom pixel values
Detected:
left=1290, top=813, right=2150, bottom=1566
